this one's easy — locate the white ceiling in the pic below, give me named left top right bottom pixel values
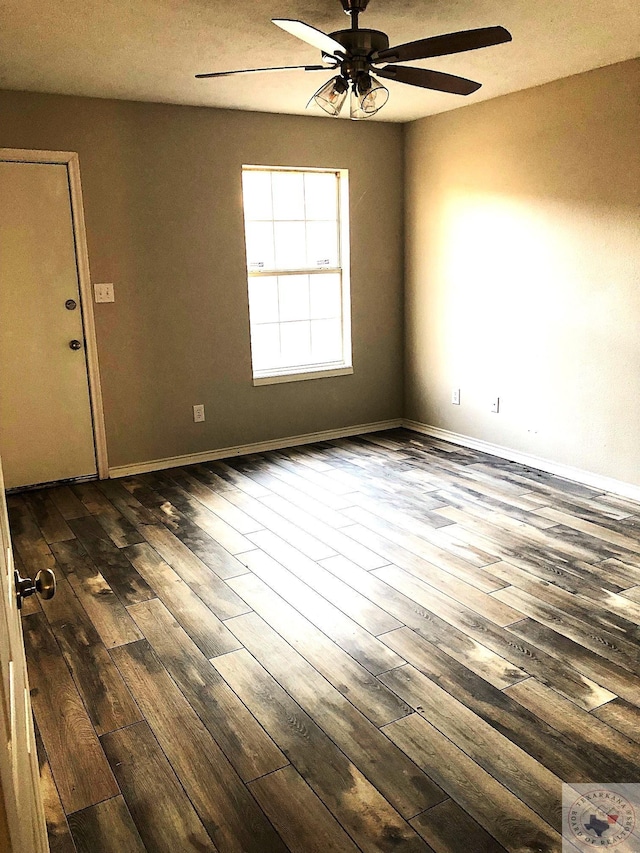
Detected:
left=1, top=0, right=639, bottom=122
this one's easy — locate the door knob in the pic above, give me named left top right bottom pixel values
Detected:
left=69, top=339, right=82, bottom=350
left=14, top=568, right=57, bottom=609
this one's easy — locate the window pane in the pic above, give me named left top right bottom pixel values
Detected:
left=311, top=318, right=343, bottom=363
left=251, top=323, right=281, bottom=371
left=306, top=220, right=338, bottom=268
left=249, top=276, right=279, bottom=325
left=274, top=221, right=306, bottom=269
left=278, top=275, right=310, bottom=322
left=310, top=273, right=341, bottom=319
left=245, top=221, right=275, bottom=270
left=272, top=171, right=305, bottom=220
left=281, top=321, right=311, bottom=366
left=304, top=172, right=338, bottom=220
left=242, top=171, right=273, bottom=221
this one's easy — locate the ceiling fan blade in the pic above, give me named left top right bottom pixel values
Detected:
left=272, top=19, right=346, bottom=57
left=373, top=26, right=512, bottom=64
left=196, top=64, right=330, bottom=79
left=376, top=65, right=481, bottom=95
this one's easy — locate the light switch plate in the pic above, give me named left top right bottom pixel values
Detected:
left=94, top=282, right=115, bottom=303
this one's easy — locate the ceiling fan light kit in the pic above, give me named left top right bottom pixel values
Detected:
left=196, top=0, right=512, bottom=120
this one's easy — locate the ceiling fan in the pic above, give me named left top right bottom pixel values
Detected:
left=196, top=0, right=512, bottom=120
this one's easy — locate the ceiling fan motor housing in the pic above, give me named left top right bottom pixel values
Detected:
left=327, top=28, right=389, bottom=57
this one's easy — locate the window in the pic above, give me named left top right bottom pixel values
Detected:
left=241, top=166, right=352, bottom=384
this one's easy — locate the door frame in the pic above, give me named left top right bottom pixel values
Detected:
left=0, top=148, right=108, bottom=480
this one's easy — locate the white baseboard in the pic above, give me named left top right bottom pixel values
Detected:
left=108, top=419, right=404, bottom=479
left=403, top=419, right=640, bottom=503
left=108, top=415, right=640, bottom=504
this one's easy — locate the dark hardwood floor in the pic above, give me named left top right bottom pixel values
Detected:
left=9, top=429, right=640, bottom=853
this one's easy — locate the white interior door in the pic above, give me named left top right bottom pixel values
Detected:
left=0, top=160, right=97, bottom=490
left=0, top=456, right=49, bottom=852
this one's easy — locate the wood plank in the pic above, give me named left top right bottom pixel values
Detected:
left=508, top=617, right=640, bottom=706
left=48, top=485, right=91, bottom=520
left=39, top=576, right=142, bottom=735
left=141, top=470, right=255, bottom=554
left=233, top=454, right=353, bottom=508
left=7, top=496, right=56, bottom=573
left=167, top=467, right=264, bottom=533
left=224, top=611, right=445, bottom=819
left=128, top=597, right=287, bottom=782
left=50, top=539, right=142, bottom=648
left=248, top=765, right=362, bottom=853
left=354, top=561, right=612, bottom=709
left=343, top=515, right=506, bottom=594
left=432, top=483, right=558, bottom=530
left=100, top=721, right=216, bottom=853
left=592, top=698, right=640, bottom=744
left=223, top=486, right=337, bottom=561
left=410, top=799, right=506, bottom=853
left=378, top=665, right=565, bottom=829
left=23, top=612, right=119, bottom=814
left=487, top=560, right=640, bottom=639
left=270, top=449, right=355, bottom=496
left=34, top=723, right=76, bottom=853
left=228, top=571, right=410, bottom=725
left=535, top=506, right=640, bottom=555
left=67, top=797, right=145, bottom=853
left=188, top=462, right=243, bottom=493
left=207, top=460, right=271, bottom=497
left=320, top=555, right=528, bottom=690
left=213, top=648, right=436, bottom=853
left=124, top=542, right=242, bottom=658
left=504, top=678, right=640, bottom=782
left=111, top=639, right=288, bottom=853
left=492, top=585, right=640, bottom=672
left=72, top=482, right=145, bottom=548
left=382, top=713, right=564, bottom=852
left=141, top=523, right=250, bottom=609
left=127, top=480, right=250, bottom=580
left=95, top=478, right=158, bottom=527
left=238, top=466, right=351, bottom=529
left=237, top=544, right=403, bottom=675
left=24, top=490, right=75, bottom=543
left=243, top=533, right=401, bottom=635
left=379, top=627, right=612, bottom=781
left=436, top=504, right=604, bottom=569
left=248, top=492, right=389, bottom=569
left=374, top=564, right=522, bottom=630
left=68, top=516, right=154, bottom=605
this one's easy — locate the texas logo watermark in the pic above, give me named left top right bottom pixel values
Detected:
left=563, top=784, right=640, bottom=851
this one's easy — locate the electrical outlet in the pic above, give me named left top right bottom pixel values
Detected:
left=94, top=282, right=114, bottom=303
left=490, top=397, right=500, bottom=414
left=452, top=388, right=461, bottom=405
left=193, top=404, right=205, bottom=423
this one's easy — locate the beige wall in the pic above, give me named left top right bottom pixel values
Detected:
left=404, top=59, right=640, bottom=485
left=0, top=92, right=404, bottom=469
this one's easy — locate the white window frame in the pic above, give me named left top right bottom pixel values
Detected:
left=242, top=165, right=352, bottom=386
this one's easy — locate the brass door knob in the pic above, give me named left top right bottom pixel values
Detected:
left=69, top=339, right=82, bottom=350
left=14, top=568, right=57, bottom=609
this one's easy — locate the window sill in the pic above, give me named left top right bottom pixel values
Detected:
left=253, top=365, right=353, bottom=386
